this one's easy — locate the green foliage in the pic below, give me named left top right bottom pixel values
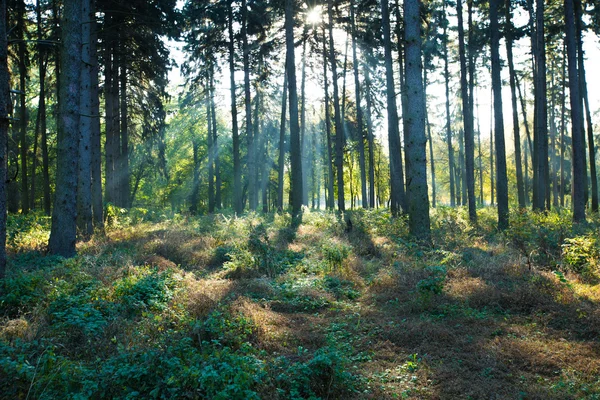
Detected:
left=322, top=242, right=350, bottom=271
left=505, top=209, right=572, bottom=268
left=272, top=346, right=360, bottom=400
left=112, top=268, right=181, bottom=313
left=416, top=265, right=447, bottom=305
left=6, top=212, right=51, bottom=252
left=323, top=275, right=360, bottom=300
left=562, top=235, right=599, bottom=277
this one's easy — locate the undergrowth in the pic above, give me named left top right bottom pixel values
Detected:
left=1, top=207, right=599, bottom=399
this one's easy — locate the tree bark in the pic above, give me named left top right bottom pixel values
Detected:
left=228, top=3, right=242, bottom=214
left=404, top=0, right=431, bottom=242
left=90, top=0, right=103, bottom=228
left=381, top=0, right=405, bottom=215
left=0, top=0, right=9, bottom=278
left=277, top=69, right=287, bottom=211
left=119, top=67, right=129, bottom=208
left=424, top=68, right=436, bottom=208
left=565, top=0, right=585, bottom=221
left=442, top=0, right=455, bottom=207
left=364, top=51, right=376, bottom=209
left=77, top=0, right=93, bottom=239
left=285, top=0, right=303, bottom=215
left=241, top=0, right=256, bottom=211
left=532, top=0, right=549, bottom=211
left=457, top=0, right=476, bottom=222
left=328, top=0, right=345, bottom=212
left=350, top=0, right=367, bottom=209
left=17, top=0, right=28, bottom=214
left=49, top=0, right=81, bottom=257
left=574, top=0, right=597, bottom=212
left=505, top=0, right=526, bottom=209
left=490, top=0, right=509, bottom=230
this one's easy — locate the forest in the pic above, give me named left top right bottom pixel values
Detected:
left=0, top=0, right=600, bottom=398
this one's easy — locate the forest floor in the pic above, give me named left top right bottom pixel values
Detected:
left=1, top=207, right=599, bottom=399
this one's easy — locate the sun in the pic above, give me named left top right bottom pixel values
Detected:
left=306, top=7, right=322, bottom=25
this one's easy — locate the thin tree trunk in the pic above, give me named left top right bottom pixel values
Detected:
left=104, top=14, right=115, bottom=205
left=323, top=27, right=335, bottom=211
left=190, top=136, right=200, bottom=213
left=210, top=71, right=221, bottom=210
left=350, top=0, right=367, bottom=208
left=77, top=0, right=93, bottom=238
left=328, top=0, right=345, bottom=212
left=90, top=0, right=102, bottom=228
left=381, top=0, right=405, bottom=215
left=442, top=0, right=455, bottom=207
left=457, top=0, right=476, bottom=222
left=560, top=46, right=566, bottom=207
left=49, top=0, right=81, bottom=257
left=207, top=73, right=215, bottom=213
left=17, top=0, right=28, bottom=214
left=490, top=0, right=509, bottom=230
left=364, top=53, right=376, bottom=209
left=120, top=67, right=129, bottom=208
left=278, top=70, right=287, bottom=211
left=241, top=0, right=256, bottom=211
left=300, top=33, right=309, bottom=205
left=228, top=4, right=242, bottom=214
left=505, top=0, right=526, bottom=208
left=424, top=69, right=436, bottom=208
left=0, top=0, right=9, bottom=278
left=532, top=0, right=549, bottom=211
left=285, top=0, right=303, bottom=215
left=575, top=0, right=597, bottom=211
left=565, top=0, right=585, bottom=221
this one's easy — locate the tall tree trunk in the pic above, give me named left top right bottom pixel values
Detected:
left=111, top=50, right=121, bottom=206
left=49, top=0, right=81, bottom=257
left=322, top=28, right=335, bottom=211
left=90, top=0, right=103, bottom=228
left=241, top=0, right=256, bottom=211
left=0, top=0, right=9, bottom=278
left=285, top=0, right=303, bottom=215
left=328, top=0, right=345, bottom=212
left=574, top=0, right=597, bottom=212
left=560, top=46, right=566, bottom=208
left=190, top=136, right=200, bottom=214
left=77, top=0, right=93, bottom=239
left=457, top=0, right=476, bottom=222
left=381, top=0, right=405, bottom=215
left=442, top=0, right=455, bottom=207
left=532, top=0, right=549, bottom=211
left=277, top=69, right=287, bottom=211
left=207, top=72, right=215, bottom=213
left=364, top=52, right=376, bottom=209
left=404, top=0, right=431, bottom=242
left=300, top=32, right=309, bottom=206
left=424, top=69, right=436, bottom=208
left=120, top=67, right=129, bottom=208
left=350, top=0, right=367, bottom=208
left=505, top=0, right=526, bottom=209
left=490, top=0, right=509, bottom=230
left=228, top=4, right=242, bottom=214
left=17, top=0, right=28, bottom=214
left=565, top=0, right=585, bottom=221
left=489, top=90, right=494, bottom=206
left=104, top=14, right=115, bottom=205
left=476, top=97, right=483, bottom=205
left=210, top=71, right=221, bottom=210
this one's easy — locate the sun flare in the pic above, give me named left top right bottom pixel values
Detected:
left=306, top=7, right=322, bottom=25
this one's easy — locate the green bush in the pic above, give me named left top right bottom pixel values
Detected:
left=562, top=235, right=599, bottom=276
